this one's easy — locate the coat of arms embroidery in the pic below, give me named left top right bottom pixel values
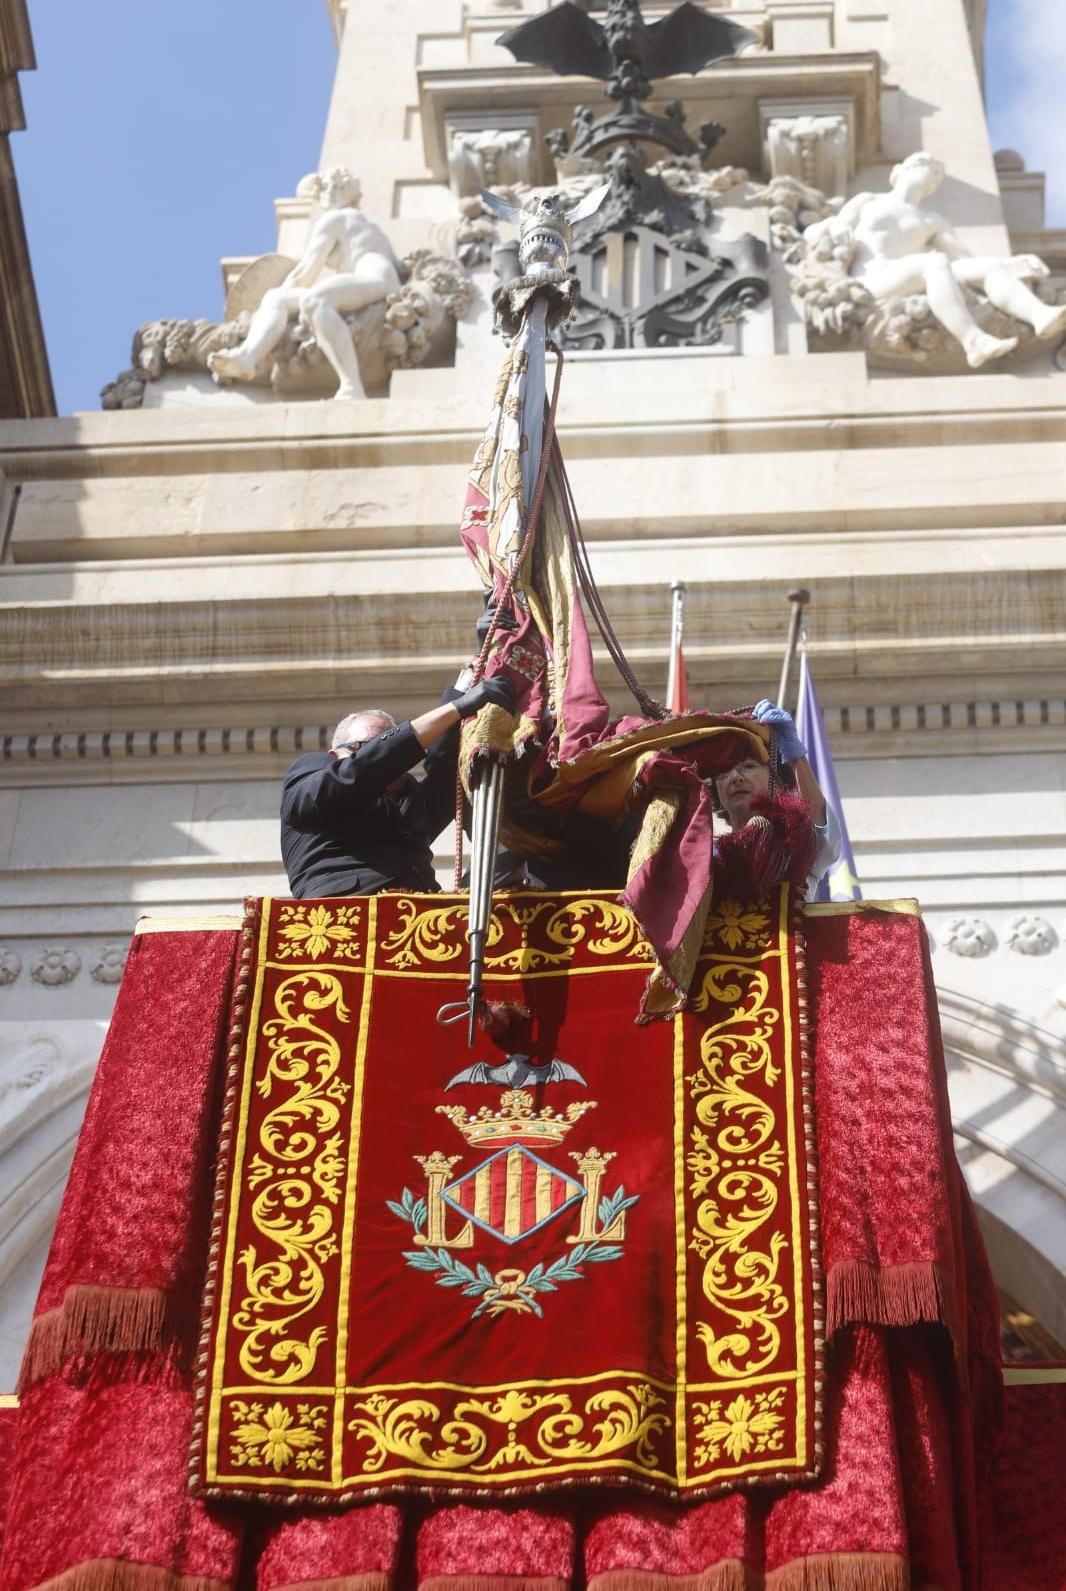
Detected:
left=388, top=1069, right=638, bottom=1319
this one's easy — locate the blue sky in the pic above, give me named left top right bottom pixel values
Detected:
left=14, top=1, right=337, bottom=415
left=12, top=0, right=1065, bottom=416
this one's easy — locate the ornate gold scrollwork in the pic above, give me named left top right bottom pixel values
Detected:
left=232, top=971, right=350, bottom=1384
left=348, top=1383, right=669, bottom=1475
left=487, top=897, right=650, bottom=972
left=687, top=959, right=789, bottom=1380
left=380, top=899, right=494, bottom=969
left=378, top=896, right=650, bottom=975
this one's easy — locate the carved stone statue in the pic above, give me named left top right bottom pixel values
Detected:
left=102, top=248, right=474, bottom=411
left=207, top=168, right=401, bottom=400
left=758, top=152, right=1066, bottom=370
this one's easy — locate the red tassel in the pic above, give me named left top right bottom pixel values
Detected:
left=480, top=1000, right=532, bottom=1049
left=714, top=791, right=816, bottom=902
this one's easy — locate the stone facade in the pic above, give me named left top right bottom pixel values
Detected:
left=2, top=0, right=1066, bottom=1386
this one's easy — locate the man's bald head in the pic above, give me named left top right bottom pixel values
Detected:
left=331, top=709, right=396, bottom=753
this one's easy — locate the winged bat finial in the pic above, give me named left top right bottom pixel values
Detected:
left=444, top=1054, right=589, bottom=1090
left=498, top=1, right=756, bottom=105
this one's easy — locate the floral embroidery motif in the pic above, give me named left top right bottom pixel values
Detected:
left=229, top=1400, right=327, bottom=1473
left=704, top=900, right=771, bottom=953
left=276, top=903, right=361, bottom=961
left=690, top=1388, right=786, bottom=1468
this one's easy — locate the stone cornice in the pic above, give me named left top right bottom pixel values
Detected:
left=3, top=540, right=1066, bottom=712
left=2, top=693, right=1064, bottom=787
left=9, top=359, right=1066, bottom=477
left=417, top=52, right=881, bottom=185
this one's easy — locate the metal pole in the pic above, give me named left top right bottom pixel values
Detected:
left=466, top=758, right=504, bottom=1046
left=776, top=588, right=810, bottom=712
left=666, top=580, right=685, bottom=707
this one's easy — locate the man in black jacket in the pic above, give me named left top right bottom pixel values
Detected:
left=280, top=678, right=513, bottom=898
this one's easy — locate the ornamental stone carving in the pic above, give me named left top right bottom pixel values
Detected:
left=755, top=151, right=1066, bottom=371
left=0, top=948, right=21, bottom=986
left=91, top=944, right=129, bottom=985
left=943, top=917, right=995, bottom=959
left=491, top=150, right=763, bottom=353
left=765, top=114, right=850, bottom=197
left=454, top=195, right=504, bottom=268
left=448, top=128, right=534, bottom=198
left=30, top=946, right=81, bottom=987
left=102, top=169, right=474, bottom=408
left=1005, top=915, right=1057, bottom=956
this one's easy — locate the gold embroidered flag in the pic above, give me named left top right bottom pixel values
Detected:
left=193, top=887, right=823, bottom=1503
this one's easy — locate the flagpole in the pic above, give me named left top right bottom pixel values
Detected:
left=666, top=580, right=685, bottom=706
left=776, top=587, right=810, bottom=712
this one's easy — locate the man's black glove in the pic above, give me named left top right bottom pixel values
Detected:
left=454, top=676, right=516, bottom=719
left=475, top=598, right=519, bottom=647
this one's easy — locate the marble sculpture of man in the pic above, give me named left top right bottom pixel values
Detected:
left=806, top=151, right=1066, bottom=367
left=208, top=167, right=401, bottom=399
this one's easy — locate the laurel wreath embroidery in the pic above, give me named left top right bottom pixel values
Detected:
left=388, top=1184, right=638, bottom=1319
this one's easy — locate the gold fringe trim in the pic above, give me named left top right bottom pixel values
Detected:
left=590, top=1551, right=908, bottom=1591
left=589, top=1563, right=749, bottom=1591
left=272, top=1579, right=391, bottom=1591
left=421, top=1580, right=567, bottom=1591
left=825, top=1260, right=950, bottom=1338
left=766, top=1552, right=909, bottom=1590
left=33, top=1559, right=228, bottom=1591
left=18, top=1286, right=184, bottom=1392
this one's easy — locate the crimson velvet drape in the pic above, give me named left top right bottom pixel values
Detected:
left=0, top=904, right=1058, bottom=1590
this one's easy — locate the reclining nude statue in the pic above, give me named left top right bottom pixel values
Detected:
left=208, top=167, right=401, bottom=399
left=791, top=151, right=1066, bottom=368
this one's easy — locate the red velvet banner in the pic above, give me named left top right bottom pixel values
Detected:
left=193, top=888, right=823, bottom=1504
left=1, top=901, right=1029, bottom=1590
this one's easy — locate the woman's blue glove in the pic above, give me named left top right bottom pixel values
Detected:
left=753, top=699, right=807, bottom=764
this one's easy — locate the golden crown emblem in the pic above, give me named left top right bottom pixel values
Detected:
left=436, top=1088, right=595, bottom=1149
